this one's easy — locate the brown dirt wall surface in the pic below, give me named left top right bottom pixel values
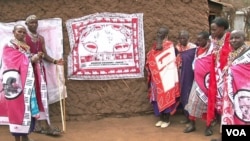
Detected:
left=0, top=0, right=209, bottom=122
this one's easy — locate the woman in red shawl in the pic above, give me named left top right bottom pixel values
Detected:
left=214, top=30, right=250, bottom=141
left=209, top=17, right=232, bottom=141
left=146, top=26, right=180, bottom=128
left=2, top=25, right=43, bottom=141
left=184, top=31, right=214, bottom=136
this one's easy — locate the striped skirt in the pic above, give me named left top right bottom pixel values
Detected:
left=185, top=82, right=207, bottom=119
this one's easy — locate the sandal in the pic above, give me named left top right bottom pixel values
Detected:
left=204, top=127, right=213, bottom=136
left=41, top=127, right=62, bottom=136
left=33, top=126, right=43, bottom=134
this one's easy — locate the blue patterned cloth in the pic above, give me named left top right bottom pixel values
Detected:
left=30, top=87, right=39, bottom=117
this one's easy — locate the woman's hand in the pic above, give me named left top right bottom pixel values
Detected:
left=37, top=51, right=44, bottom=59
left=31, top=54, right=40, bottom=63
left=54, top=58, right=64, bottom=65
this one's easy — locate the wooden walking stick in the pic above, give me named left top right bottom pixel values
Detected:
left=57, top=64, right=66, bottom=132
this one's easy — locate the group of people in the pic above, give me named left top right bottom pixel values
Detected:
left=146, top=17, right=250, bottom=141
left=3, top=14, right=250, bottom=141
left=1, top=15, right=64, bottom=141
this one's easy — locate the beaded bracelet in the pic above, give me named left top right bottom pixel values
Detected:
left=53, top=59, right=57, bottom=64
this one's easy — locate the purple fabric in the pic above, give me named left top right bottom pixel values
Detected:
left=152, top=101, right=177, bottom=116
left=179, top=48, right=196, bottom=113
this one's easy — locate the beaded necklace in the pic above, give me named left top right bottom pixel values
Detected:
left=28, top=31, right=41, bottom=53
left=28, top=31, right=39, bottom=42
left=176, top=43, right=192, bottom=52
left=223, top=44, right=248, bottom=74
left=11, top=39, right=30, bottom=52
left=212, top=33, right=227, bottom=63
left=228, top=44, right=248, bottom=63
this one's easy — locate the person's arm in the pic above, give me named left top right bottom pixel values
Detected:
left=40, top=35, right=64, bottom=65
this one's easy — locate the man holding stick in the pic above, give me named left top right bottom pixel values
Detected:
left=25, top=14, right=64, bottom=136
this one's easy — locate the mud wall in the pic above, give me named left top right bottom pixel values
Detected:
left=0, top=0, right=209, bottom=122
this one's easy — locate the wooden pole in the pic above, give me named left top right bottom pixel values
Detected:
left=57, top=65, right=66, bottom=132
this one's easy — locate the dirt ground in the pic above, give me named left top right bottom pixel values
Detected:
left=0, top=114, right=221, bottom=141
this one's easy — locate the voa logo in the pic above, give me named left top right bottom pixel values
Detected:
left=226, top=129, right=246, bottom=136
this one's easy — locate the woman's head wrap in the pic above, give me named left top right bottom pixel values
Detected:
left=25, top=15, right=38, bottom=23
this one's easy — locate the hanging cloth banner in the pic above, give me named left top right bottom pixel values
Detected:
left=66, top=12, right=145, bottom=80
